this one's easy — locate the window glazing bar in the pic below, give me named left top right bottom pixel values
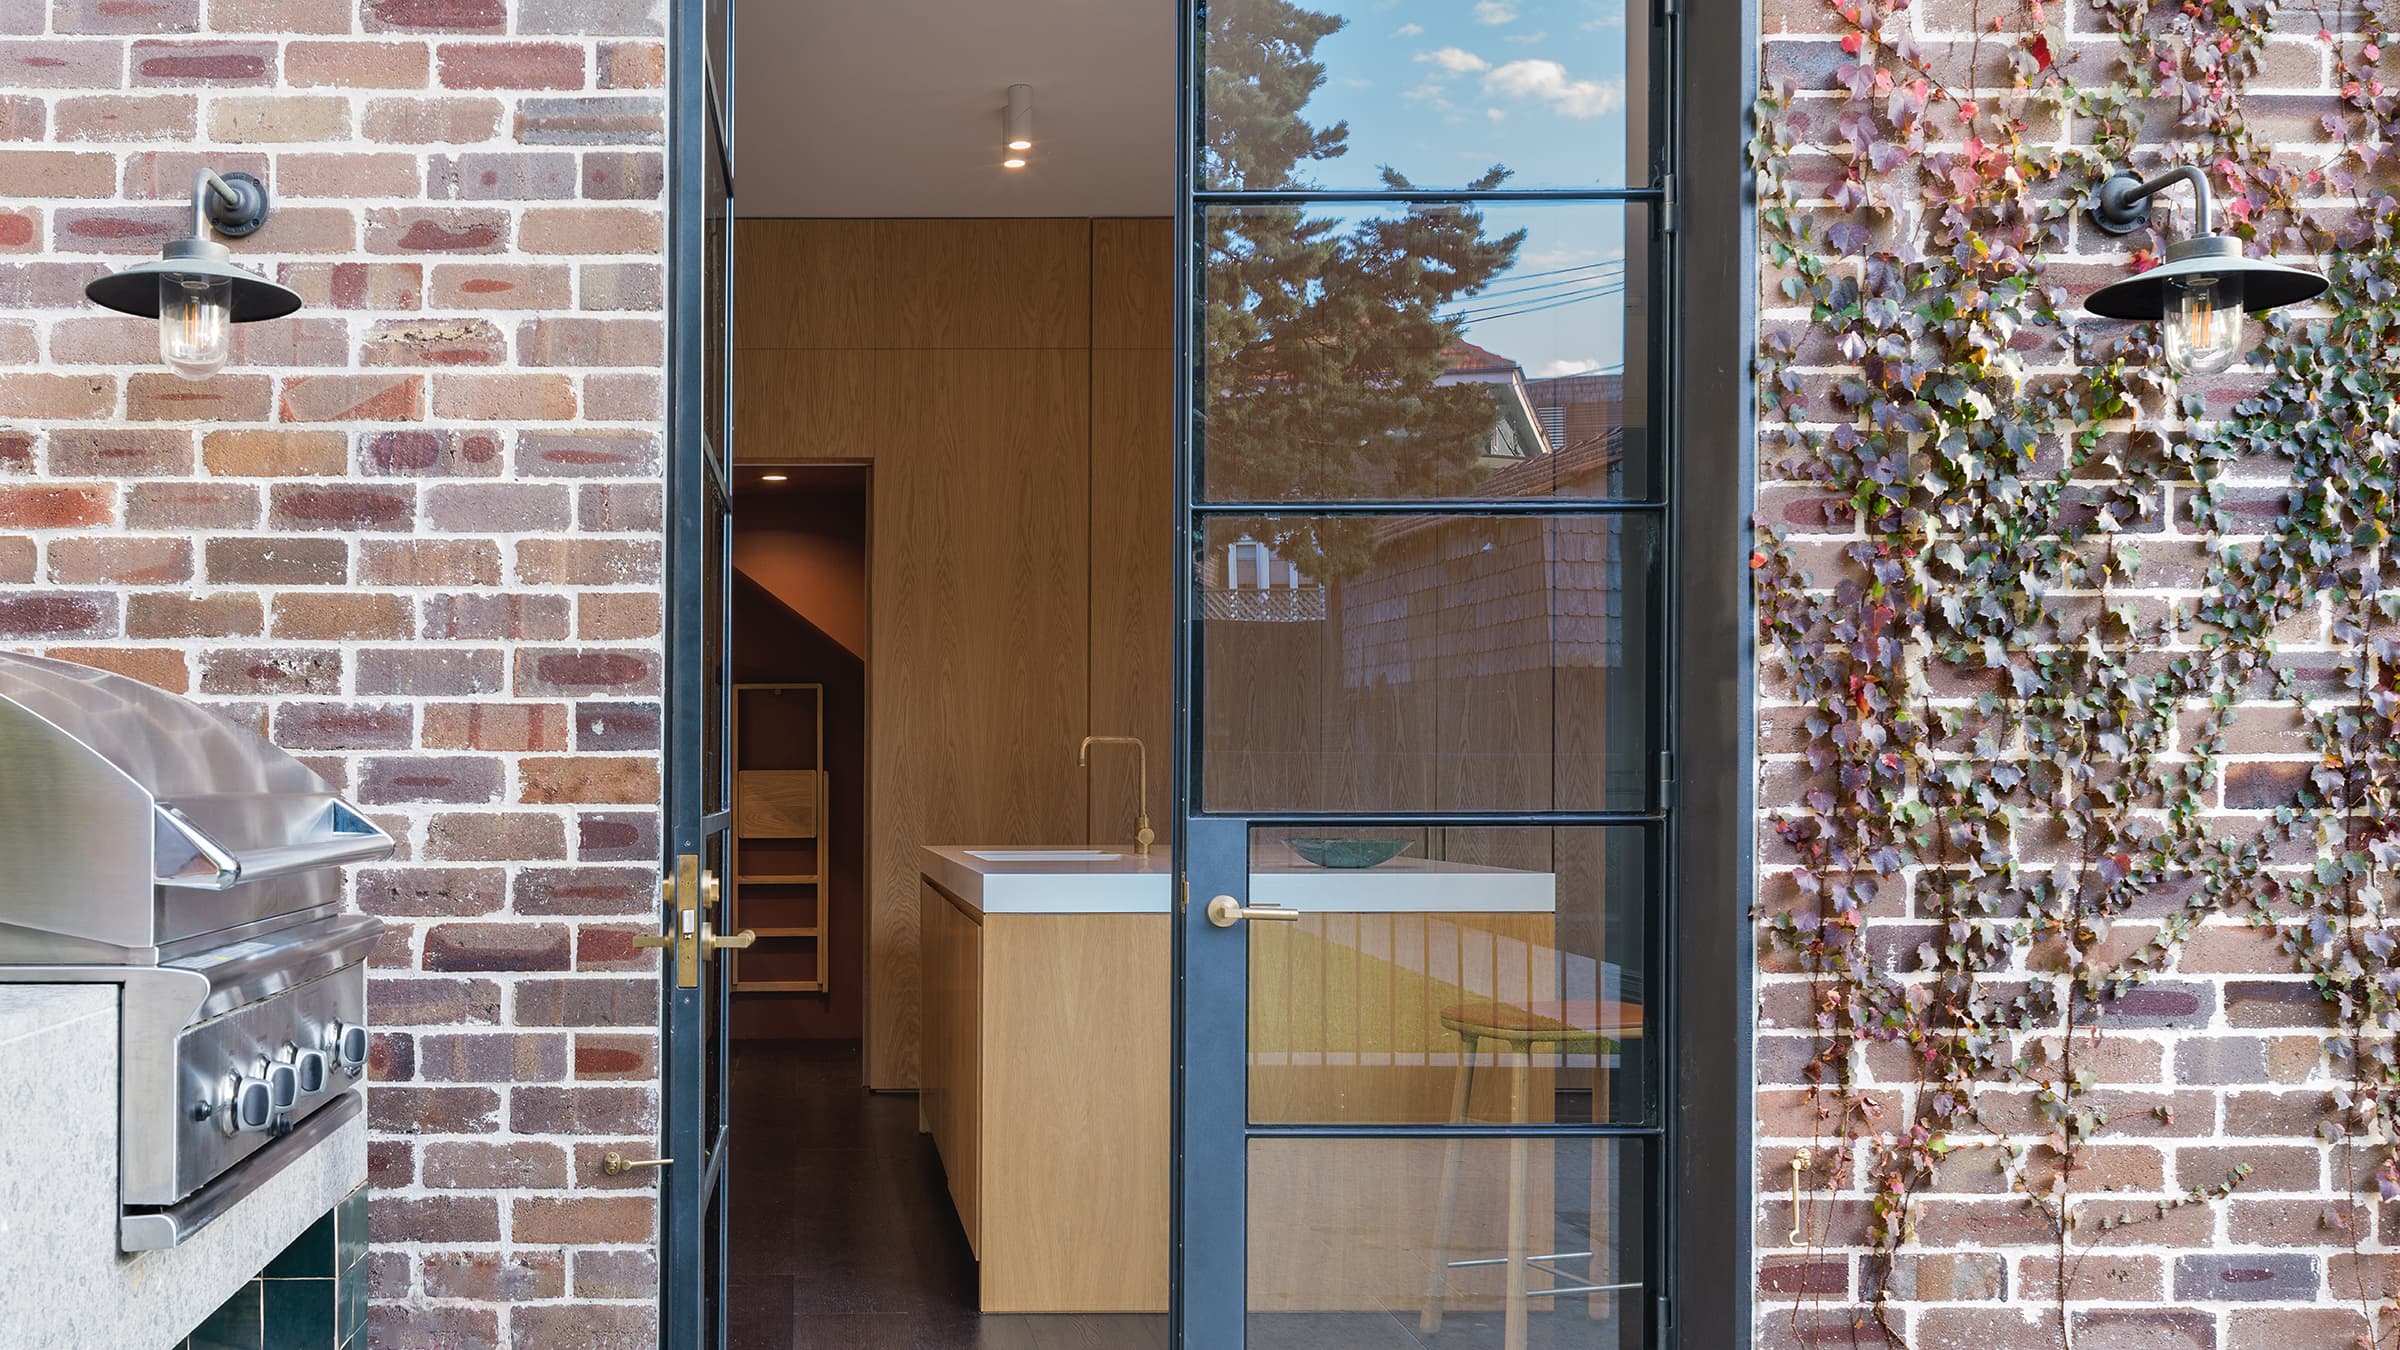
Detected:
left=1194, top=810, right=1664, bottom=828
left=1192, top=498, right=1667, bottom=517
left=1247, top=1122, right=1664, bottom=1140
left=1194, top=187, right=1664, bottom=205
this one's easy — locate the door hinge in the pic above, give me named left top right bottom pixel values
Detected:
left=1656, top=749, right=1678, bottom=811
left=1659, top=172, right=1678, bottom=236
left=1657, top=1291, right=1674, bottom=1332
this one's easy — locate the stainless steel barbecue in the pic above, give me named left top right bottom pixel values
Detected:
left=0, top=653, right=391, bottom=1249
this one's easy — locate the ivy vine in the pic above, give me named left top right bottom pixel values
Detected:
left=1752, top=0, right=2400, bottom=1343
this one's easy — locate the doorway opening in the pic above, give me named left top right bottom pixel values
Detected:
left=681, top=0, right=1712, bottom=1344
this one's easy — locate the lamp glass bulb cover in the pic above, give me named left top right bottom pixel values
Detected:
left=2161, top=272, right=2245, bottom=377
left=159, top=273, right=232, bottom=381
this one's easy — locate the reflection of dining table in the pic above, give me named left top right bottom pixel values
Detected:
left=1422, top=998, right=1646, bottom=1350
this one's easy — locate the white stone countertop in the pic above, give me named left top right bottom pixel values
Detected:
left=920, top=843, right=1557, bottom=916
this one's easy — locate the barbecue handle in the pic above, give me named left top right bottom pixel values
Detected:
left=155, top=805, right=396, bottom=890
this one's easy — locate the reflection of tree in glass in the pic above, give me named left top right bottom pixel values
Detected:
left=1205, top=0, right=1524, bottom=581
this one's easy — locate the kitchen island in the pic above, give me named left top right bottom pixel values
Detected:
left=918, top=842, right=1575, bottom=1316
left=917, top=845, right=1172, bottom=1314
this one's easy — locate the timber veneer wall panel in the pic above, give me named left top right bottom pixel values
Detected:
left=1087, top=219, right=1176, bottom=850
left=735, top=218, right=1166, bottom=1090
left=870, top=347, right=1090, bottom=1088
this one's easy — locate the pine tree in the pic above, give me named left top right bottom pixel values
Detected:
left=1202, top=0, right=1526, bottom=580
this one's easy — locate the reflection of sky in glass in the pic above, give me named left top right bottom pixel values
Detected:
left=1264, top=0, right=1639, bottom=191
left=1300, top=201, right=1635, bottom=377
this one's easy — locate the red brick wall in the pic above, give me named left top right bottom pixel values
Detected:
left=0, top=2, right=667, bottom=1345
left=1754, top=2, right=2394, bottom=1348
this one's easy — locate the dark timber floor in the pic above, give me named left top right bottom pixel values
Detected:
left=726, top=1039, right=1628, bottom=1350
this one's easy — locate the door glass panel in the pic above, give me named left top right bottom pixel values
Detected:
left=1199, top=513, right=1656, bottom=812
left=704, top=103, right=730, bottom=465
left=704, top=827, right=727, bottom=1154
left=1202, top=0, right=1650, bottom=193
left=706, top=0, right=730, bottom=141
left=1246, top=826, right=1646, bottom=1126
left=703, top=475, right=729, bottom=813
left=1201, top=203, right=1651, bottom=502
left=1247, top=1136, right=1646, bottom=1349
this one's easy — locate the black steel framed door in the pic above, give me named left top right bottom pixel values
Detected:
left=661, top=0, right=740, bottom=1347
left=1173, top=0, right=1706, bottom=1345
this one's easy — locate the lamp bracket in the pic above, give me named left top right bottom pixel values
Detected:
left=2091, top=166, right=2212, bottom=239
left=196, top=169, right=269, bottom=239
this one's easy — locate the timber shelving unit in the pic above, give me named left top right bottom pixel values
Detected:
left=731, top=683, right=828, bottom=992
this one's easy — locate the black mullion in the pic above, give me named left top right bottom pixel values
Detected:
left=1195, top=498, right=1668, bottom=516
left=1193, top=188, right=1663, bottom=205
left=1246, top=1122, right=1664, bottom=1140
left=1203, top=811, right=1664, bottom=828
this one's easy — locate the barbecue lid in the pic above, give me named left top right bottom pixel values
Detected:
left=0, top=654, right=393, bottom=956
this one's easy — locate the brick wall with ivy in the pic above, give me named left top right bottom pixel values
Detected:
left=1754, top=0, right=2400, bottom=1345
left=0, top=1, right=667, bottom=1345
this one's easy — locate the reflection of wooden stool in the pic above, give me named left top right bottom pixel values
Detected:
left=1420, top=999, right=1644, bottom=1350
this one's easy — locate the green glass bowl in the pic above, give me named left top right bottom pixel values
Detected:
left=1287, top=837, right=1411, bottom=869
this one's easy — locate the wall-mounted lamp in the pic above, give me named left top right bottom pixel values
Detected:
left=1003, top=84, right=1033, bottom=169
left=2084, top=166, right=2326, bottom=377
left=83, top=168, right=301, bottom=382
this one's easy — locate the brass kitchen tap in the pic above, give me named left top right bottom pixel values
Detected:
left=1077, top=735, right=1154, bottom=859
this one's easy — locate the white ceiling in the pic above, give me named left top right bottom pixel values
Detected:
left=734, top=0, right=1178, bottom=218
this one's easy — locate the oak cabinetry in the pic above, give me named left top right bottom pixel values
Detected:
left=919, top=876, right=982, bottom=1252
left=917, top=876, right=1169, bottom=1313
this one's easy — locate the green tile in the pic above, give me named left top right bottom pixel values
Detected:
left=263, top=1207, right=337, bottom=1280
left=336, top=1184, right=369, bottom=1273
left=262, top=1278, right=336, bottom=1348
left=337, top=1256, right=366, bottom=1345
left=189, top=1282, right=263, bottom=1350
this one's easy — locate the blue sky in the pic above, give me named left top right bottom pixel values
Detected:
left=1252, top=1, right=1643, bottom=376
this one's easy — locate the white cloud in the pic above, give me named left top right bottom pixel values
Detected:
left=1415, top=46, right=1491, bottom=73
left=1485, top=106, right=1508, bottom=121
left=1535, top=358, right=1611, bottom=377
left=1474, top=0, right=1520, bottom=23
left=1392, top=22, right=1424, bottom=36
left=1505, top=28, right=1550, bottom=43
left=1483, top=59, right=1625, bottom=118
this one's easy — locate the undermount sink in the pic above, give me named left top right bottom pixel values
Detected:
left=964, top=849, right=1124, bottom=862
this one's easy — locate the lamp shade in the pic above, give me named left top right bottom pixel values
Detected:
left=2086, top=235, right=2326, bottom=321
left=84, top=239, right=301, bottom=323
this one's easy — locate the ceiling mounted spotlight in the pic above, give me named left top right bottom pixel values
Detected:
left=1004, top=83, right=1033, bottom=168
left=84, top=167, right=301, bottom=382
left=2083, top=165, right=2327, bottom=378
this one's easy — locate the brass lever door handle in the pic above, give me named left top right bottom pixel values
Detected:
left=1205, top=896, right=1301, bottom=928
left=602, top=1151, right=671, bottom=1176
left=701, top=923, right=755, bottom=952
left=631, top=929, right=675, bottom=950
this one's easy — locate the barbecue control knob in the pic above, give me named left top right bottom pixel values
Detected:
left=285, top=1046, right=330, bottom=1096
left=262, top=1059, right=300, bottom=1112
left=327, top=1022, right=369, bottom=1078
left=221, top=1074, right=275, bottom=1136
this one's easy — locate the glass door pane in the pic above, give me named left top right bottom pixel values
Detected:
left=1248, top=1136, right=1646, bottom=1349
left=1198, top=513, right=1659, bottom=813
left=1245, top=826, right=1647, bottom=1127
left=1201, top=0, right=1652, bottom=192
left=1200, top=203, right=1655, bottom=503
